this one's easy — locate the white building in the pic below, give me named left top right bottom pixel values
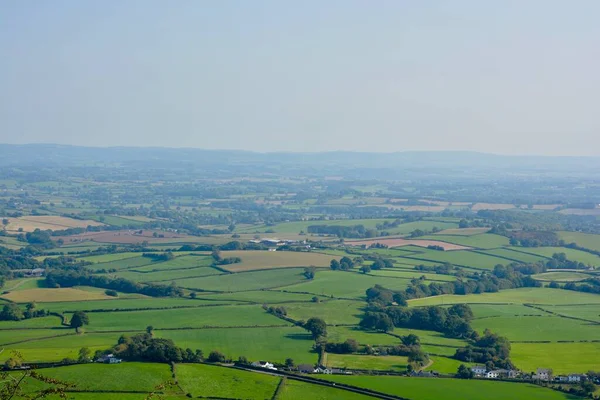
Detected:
left=568, top=374, right=586, bottom=383
left=471, top=365, right=487, bottom=376
left=534, top=368, right=552, bottom=381
left=251, top=361, right=277, bottom=370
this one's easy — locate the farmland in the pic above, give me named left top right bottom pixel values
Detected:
left=1, top=146, right=600, bottom=398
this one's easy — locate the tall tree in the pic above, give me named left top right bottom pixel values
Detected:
left=70, top=311, right=89, bottom=332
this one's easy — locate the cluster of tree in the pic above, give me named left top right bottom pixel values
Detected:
left=0, top=303, right=48, bottom=321
left=330, top=256, right=362, bottom=271
left=264, top=305, right=287, bottom=316
left=178, top=241, right=267, bottom=252
left=427, top=245, right=445, bottom=251
left=361, top=304, right=475, bottom=339
left=307, top=224, right=378, bottom=239
left=303, top=317, right=327, bottom=340
left=415, top=262, right=456, bottom=274
left=454, top=329, right=514, bottom=370
left=508, top=230, right=560, bottom=247
left=562, top=277, right=600, bottom=294
left=319, top=339, right=359, bottom=354
left=303, top=267, right=316, bottom=279
left=19, top=229, right=55, bottom=249
left=98, top=333, right=204, bottom=363
left=211, top=249, right=241, bottom=265
left=546, top=252, right=591, bottom=270
left=46, top=269, right=183, bottom=297
left=141, top=252, right=175, bottom=261
left=409, top=227, right=440, bottom=238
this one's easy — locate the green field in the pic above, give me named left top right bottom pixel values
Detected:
left=398, top=248, right=511, bottom=270
left=471, top=315, right=600, bottom=341
left=325, top=354, right=408, bottom=371
left=157, top=326, right=317, bottom=364
left=558, top=231, right=600, bottom=252
left=423, top=233, right=510, bottom=249
left=321, top=376, right=579, bottom=400
left=172, top=268, right=308, bottom=291
left=284, top=300, right=364, bottom=325
left=513, top=247, right=600, bottom=266
left=278, top=380, right=373, bottom=400
left=177, top=363, right=279, bottom=399
left=532, top=271, right=592, bottom=282
left=409, top=287, right=600, bottom=306
left=535, top=304, right=600, bottom=322
left=66, top=305, right=284, bottom=331
left=480, top=248, right=547, bottom=263
left=283, top=270, right=414, bottom=299
left=511, top=342, right=600, bottom=374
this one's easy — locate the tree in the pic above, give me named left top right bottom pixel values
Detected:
left=401, top=334, right=420, bottom=346
left=375, top=314, right=394, bottom=332
left=1, top=304, right=23, bottom=321
left=237, top=356, right=249, bottom=365
left=304, top=317, right=327, bottom=340
left=285, top=358, right=295, bottom=368
left=207, top=351, right=226, bottom=363
left=146, top=326, right=154, bottom=336
left=189, top=292, right=197, bottom=299
left=70, top=311, right=89, bottom=332
left=78, top=347, right=91, bottom=363
left=330, top=259, right=340, bottom=270
left=360, top=265, right=371, bottom=274
left=457, top=364, right=474, bottom=379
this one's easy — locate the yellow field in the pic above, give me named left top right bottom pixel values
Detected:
left=1, top=288, right=114, bottom=303
left=4, top=216, right=104, bottom=232
left=220, top=250, right=337, bottom=272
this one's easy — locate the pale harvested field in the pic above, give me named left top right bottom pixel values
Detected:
left=532, top=204, right=561, bottom=210
left=56, top=229, right=196, bottom=244
left=435, top=228, right=490, bottom=236
left=346, top=238, right=471, bottom=251
left=471, top=203, right=516, bottom=211
left=368, top=205, right=447, bottom=212
left=4, top=216, right=104, bottom=232
left=219, top=250, right=337, bottom=272
left=1, top=288, right=114, bottom=303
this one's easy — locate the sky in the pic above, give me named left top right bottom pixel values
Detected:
left=1, top=1, right=599, bottom=155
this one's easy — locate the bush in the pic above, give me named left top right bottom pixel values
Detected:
left=105, top=289, right=118, bottom=297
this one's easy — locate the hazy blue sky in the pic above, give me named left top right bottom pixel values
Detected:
left=1, top=1, right=599, bottom=155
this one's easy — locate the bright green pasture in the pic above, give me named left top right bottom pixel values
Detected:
left=537, top=304, right=600, bottom=322
left=325, top=354, right=408, bottom=371
left=157, top=326, right=317, bottom=364
left=480, top=248, right=547, bottom=263
left=425, top=356, right=470, bottom=373
left=78, top=252, right=144, bottom=263
left=38, top=297, right=234, bottom=312
left=0, top=315, right=62, bottom=329
left=284, top=300, right=364, bottom=325
left=177, top=363, right=279, bottom=399
left=471, top=315, right=600, bottom=341
left=423, top=233, right=509, bottom=249
left=512, top=342, right=600, bottom=374
left=0, top=328, right=73, bottom=345
left=113, top=266, right=222, bottom=283
left=515, top=247, right=600, bottom=266
left=533, top=271, right=592, bottom=282
left=197, top=290, right=317, bottom=303
left=278, top=380, right=373, bottom=400
left=558, top=231, right=600, bottom=252
left=173, top=268, right=307, bottom=291
left=0, top=332, right=122, bottom=362
left=399, top=248, right=510, bottom=270
left=40, top=362, right=172, bottom=392
left=409, top=288, right=600, bottom=306
left=284, top=271, right=413, bottom=299
left=469, top=303, right=544, bottom=318
left=390, top=328, right=467, bottom=347
left=420, top=344, right=460, bottom=357
left=70, top=305, right=284, bottom=331
left=321, top=376, right=578, bottom=400
left=367, top=269, right=457, bottom=281
left=134, top=255, right=213, bottom=271
left=89, top=256, right=155, bottom=271
left=2, top=277, right=46, bottom=291
left=326, top=326, right=400, bottom=346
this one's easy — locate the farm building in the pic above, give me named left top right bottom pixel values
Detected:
left=297, top=364, right=315, bottom=373
left=251, top=361, right=277, bottom=370
left=97, top=354, right=122, bottom=364
left=471, top=365, right=487, bottom=376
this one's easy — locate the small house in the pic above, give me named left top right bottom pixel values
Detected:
left=97, top=354, right=122, bottom=364
left=471, top=365, right=487, bottom=376
left=533, top=368, right=552, bottom=381
left=314, top=367, right=332, bottom=374
left=297, top=364, right=315, bottom=374
left=251, top=361, right=277, bottom=370
left=568, top=374, right=586, bottom=383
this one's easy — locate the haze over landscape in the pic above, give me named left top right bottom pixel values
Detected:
left=1, top=0, right=599, bottom=155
